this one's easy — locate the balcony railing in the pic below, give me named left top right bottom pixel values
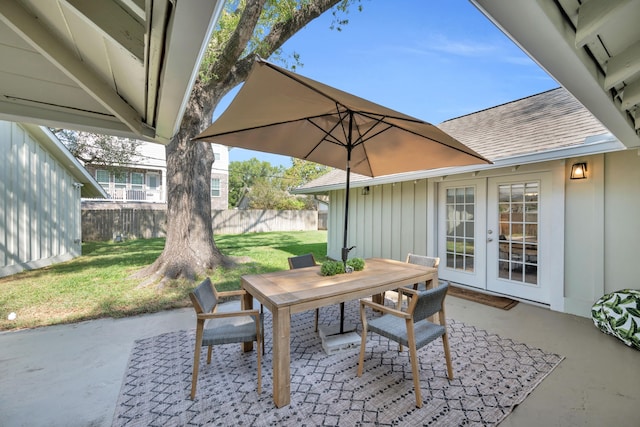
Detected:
left=91, top=184, right=164, bottom=202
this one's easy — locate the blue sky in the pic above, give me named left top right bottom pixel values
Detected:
left=221, top=0, right=558, bottom=168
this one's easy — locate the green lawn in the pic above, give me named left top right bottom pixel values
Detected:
left=0, top=230, right=328, bottom=331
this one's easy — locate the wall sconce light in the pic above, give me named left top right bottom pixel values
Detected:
left=361, top=186, right=370, bottom=196
left=570, top=162, right=587, bottom=179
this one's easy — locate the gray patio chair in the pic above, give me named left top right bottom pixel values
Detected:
left=188, top=277, right=262, bottom=400
left=382, top=253, right=440, bottom=305
left=406, top=253, right=440, bottom=290
left=357, top=282, right=454, bottom=408
left=288, top=253, right=321, bottom=332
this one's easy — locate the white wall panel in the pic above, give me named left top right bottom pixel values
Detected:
left=400, top=181, right=416, bottom=260
left=414, top=179, right=429, bottom=257
left=603, top=150, right=640, bottom=293
left=379, top=185, right=392, bottom=259
left=327, top=178, right=431, bottom=263
left=0, top=122, right=81, bottom=277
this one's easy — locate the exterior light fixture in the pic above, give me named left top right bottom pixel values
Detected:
left=570, top=162, right=587, bottom=180
left=361, top=186, right=370, bottom=195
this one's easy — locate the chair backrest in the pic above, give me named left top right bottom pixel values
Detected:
left=288, top=253, right=317, bottom=269
left=189, top=277, right=218, bottom=314
left=406, top=253, right=440, bottom=269
left=410, top=282, right=449, bottom=322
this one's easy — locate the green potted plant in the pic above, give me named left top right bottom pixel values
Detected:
left=320, top=258, right=365, bottom=276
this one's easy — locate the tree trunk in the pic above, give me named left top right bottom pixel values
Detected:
left=134, top=0, right=352, bottom=286
left=135, top=83, right=229, bottom=286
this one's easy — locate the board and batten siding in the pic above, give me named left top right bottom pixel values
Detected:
left=0, top=122, right=81, bottom=277
left=327, top=179, right=431, bottom=262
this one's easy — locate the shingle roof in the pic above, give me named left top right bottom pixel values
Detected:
left=297, top=87, right=612, bottom=191
left=438, top=87, right=609, bottom=160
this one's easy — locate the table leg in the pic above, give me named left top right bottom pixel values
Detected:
left=241, top=291, right=254, bottom=352
left=272, top=306, right=291, bottom=407
left=372, top=293, right=384, bottom=305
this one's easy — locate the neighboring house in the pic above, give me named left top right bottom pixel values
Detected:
left=84, top=142, right=229, bottom=210
left=0, top=121, right=106, bottom=278
left=295, top=88, right=631, bottom=319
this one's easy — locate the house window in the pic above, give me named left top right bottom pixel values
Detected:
left=147, top=173, right=159, bottom=189
left=131, top=172, right=144, bottom=189
left=214, top=151, right=221, bottom=161
left=114, top=172, right=127, bottom=189
left=96, top=170, right=109, bottom=186
left=211, top=178, right=220, bottom=197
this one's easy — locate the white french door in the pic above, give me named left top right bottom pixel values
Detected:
left=437, top=180, right=487, bottom=289
left=438, top=173, right=551, bottom=304
left=486, top=174, right=550, bottom=303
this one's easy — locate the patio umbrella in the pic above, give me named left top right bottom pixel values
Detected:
left=194, top=58, right=490, bottom=331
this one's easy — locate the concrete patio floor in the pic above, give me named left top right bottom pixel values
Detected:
left=1, top=296, right=637, bottom=427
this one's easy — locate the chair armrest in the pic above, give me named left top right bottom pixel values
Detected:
left=360, top=299, right=410, bottom=319
left=198, top=309, right=259, bottom=320
left=216, top=289, right=247, bottom=298
left=398, top=287, right=419, bottom=298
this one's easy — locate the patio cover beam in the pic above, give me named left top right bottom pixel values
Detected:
left=62, top=0, right=145, bottom=63
left=0, top=0, right=152, bottom=139
left=604, top=41, right=640, bottom=90
left=575, top=0, right=631, bottom=48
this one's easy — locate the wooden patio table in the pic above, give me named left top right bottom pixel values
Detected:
left=240, top=257, right=438, bottom=408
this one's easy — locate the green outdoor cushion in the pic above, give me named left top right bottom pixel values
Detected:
left=591, top=289, right=640, bottom=350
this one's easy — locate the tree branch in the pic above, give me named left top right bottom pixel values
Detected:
left=218, top=0, right=344, bottom=92
left=209, top=0, right=268, bottom=90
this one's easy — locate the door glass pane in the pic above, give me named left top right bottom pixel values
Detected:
left=499, top=186, right=510, bottom=203
left=497, top=182, right=539, bottom=285
left=465, top=186, right=474, bottom=203
left=465, top=221, right=474, bottom=236
left=511, top=184, right=524, bottom=202
left=446, top=186, right=475, bottom=272
left=446, top=189, right=455, bottom=204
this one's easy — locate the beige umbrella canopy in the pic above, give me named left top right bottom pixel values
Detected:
left=195, top=58, right=490, bottom=333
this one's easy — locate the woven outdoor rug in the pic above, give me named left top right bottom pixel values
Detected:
left=112, top=301, right=563, bottom=426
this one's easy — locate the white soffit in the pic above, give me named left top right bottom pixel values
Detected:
left=471, top=0, right=640, bottom=148
left=0, top=0, right=223, bottom=144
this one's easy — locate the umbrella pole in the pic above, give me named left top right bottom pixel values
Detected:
left=342, top=151, right=351, bottom=265
left=339, top=148, right=351, bottom=334
left=339, top=114, right=355, bottom=335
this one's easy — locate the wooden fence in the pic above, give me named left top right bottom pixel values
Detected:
left=81, top=205, right=319, bottom=241
left=318, top=212, right=327, bottom=230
